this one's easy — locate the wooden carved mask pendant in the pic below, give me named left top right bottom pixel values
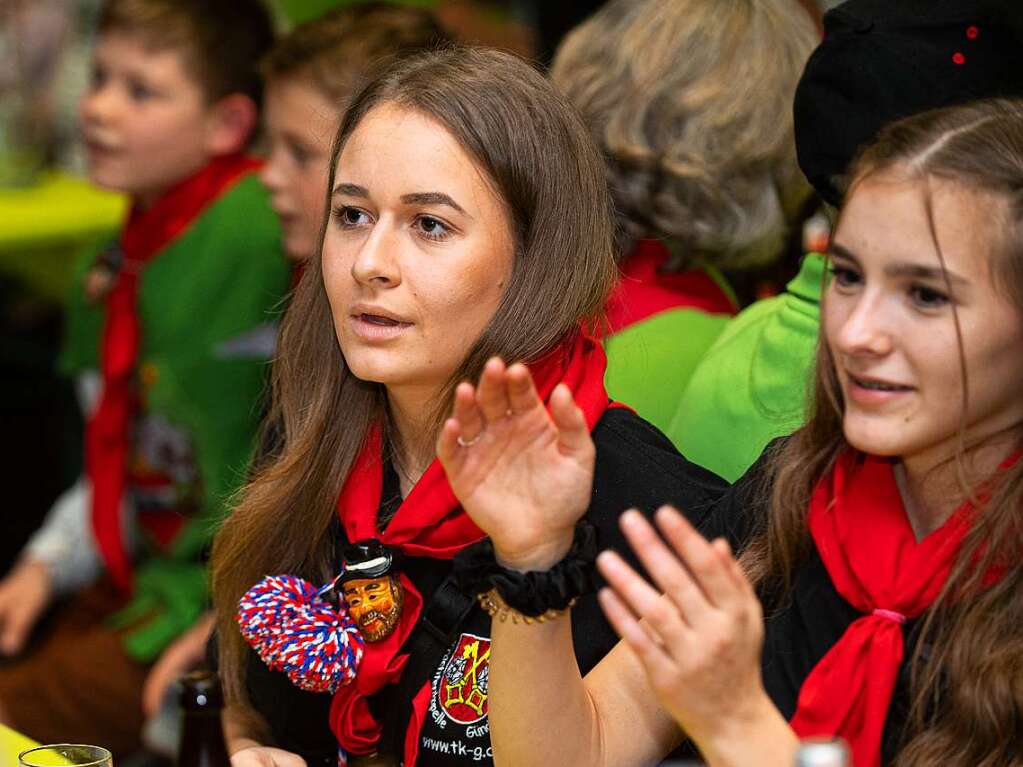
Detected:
left=340, top=541, right=404, bottom=643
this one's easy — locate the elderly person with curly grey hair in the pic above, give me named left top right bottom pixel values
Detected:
left=551, top=0, right=818, bottom=435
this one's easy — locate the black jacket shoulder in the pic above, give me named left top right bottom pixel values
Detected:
left=695, top=435, right=788, bottom=553
left=589, top=407, right=731, bottom=536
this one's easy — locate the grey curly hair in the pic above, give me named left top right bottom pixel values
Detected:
left=551, top=0, right=818, bottom=269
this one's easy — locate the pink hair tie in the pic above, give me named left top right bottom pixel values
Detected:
left=872, top=608, right=907, bottom=625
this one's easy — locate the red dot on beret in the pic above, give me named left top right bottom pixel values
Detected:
left=952, top=51, right=966, bottom=65
left=966, top=25, right=979, bottom=40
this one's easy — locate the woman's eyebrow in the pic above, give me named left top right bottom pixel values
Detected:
left=827, top=242, right=859, bottom=264
left=884, top=262, right=969, bottom=287
left=830, top=241, right=968, bottom=287
left=331, top=185, right=470, bottom=217
left=400, top=191, right=467, bottom=215
left=334, top=182, right=369, bottom=197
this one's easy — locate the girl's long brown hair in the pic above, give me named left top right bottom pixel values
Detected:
left=211, top=47, right=616, bottom=706
left=741, top=99, right=1023, bottom=765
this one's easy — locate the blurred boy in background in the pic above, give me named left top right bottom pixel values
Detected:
left=0, top=0, right=288, bottom=754
left=260, top=1, right=452, bottom=263
left=137, top=3, right=454, bottom=728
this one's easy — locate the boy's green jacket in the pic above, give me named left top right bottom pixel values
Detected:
left=603, top=239, right=738, bottom=435
left=668, top=254, right=825, bottom=482
left=61, top=168, right=290, bottom=661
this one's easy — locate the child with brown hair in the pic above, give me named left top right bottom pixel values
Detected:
left=138, top=1, right=455, bottom=729
left=259, top=2, right=452, bottom=262
left=0, top=0, right=288, bottom=754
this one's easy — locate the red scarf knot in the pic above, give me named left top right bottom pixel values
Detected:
left=328, top=332, right=612, bottom=765
left=871, top=608, right=906, bottom=625
left=790, top=449, right=1017, bottom=767
left=85, top=153, right=262, bottom=592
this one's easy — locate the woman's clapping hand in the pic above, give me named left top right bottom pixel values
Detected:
left=597, top=507, right=776, bottom=756
left=437, top=358, right=595, bottom=572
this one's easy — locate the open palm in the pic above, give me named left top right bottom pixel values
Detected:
left=437, top=358, right=596, bottom=571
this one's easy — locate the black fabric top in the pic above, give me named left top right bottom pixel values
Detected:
left=243, top=407, right=731, bottom=766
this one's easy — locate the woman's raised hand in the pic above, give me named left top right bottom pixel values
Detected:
left=437, top=358, right=595, bottom=572
left=596, top=508, right=786, bottom=762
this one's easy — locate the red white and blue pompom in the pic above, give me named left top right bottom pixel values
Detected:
left=237, top=574, right=364, bottom=694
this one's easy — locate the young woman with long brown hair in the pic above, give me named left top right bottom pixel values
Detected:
left=438, top=99, right=1023, bottom=767
left=210, top=47, right=729, bottom=767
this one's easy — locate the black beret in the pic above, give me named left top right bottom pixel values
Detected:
left=794, top=0, right=1023, bottom=206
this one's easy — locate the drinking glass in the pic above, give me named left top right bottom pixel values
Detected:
left=18, top=744, right=112, bottom=767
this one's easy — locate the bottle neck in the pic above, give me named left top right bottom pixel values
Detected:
left=178, top=709, right=231, bottom=767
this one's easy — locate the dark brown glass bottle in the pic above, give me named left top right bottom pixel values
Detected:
left=177, top=671, right=232, bottom=767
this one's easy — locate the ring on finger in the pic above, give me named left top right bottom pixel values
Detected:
left=456, top=431, right=484, bottom=448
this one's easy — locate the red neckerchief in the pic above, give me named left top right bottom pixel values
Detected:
left=86, top=153, right=262, bottom=592
left=790, top=449, right=1014, bottom=767
left=603, top=239, right=736, bottom=335
left=328, top=333, right=614, bottom=760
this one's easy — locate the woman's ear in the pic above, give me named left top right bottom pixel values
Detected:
left=204, top=93, right=259, bottom=156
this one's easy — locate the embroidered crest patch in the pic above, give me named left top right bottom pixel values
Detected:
left=436, top=632, right=491, bottom=725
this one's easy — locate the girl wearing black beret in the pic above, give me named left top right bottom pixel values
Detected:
left=442, top=99, right=1023, bottom=767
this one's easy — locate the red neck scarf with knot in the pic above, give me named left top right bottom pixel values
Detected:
left=791, top=449, right=1012, bottom=767
left=86, top=153, right=262, bottom=592
left=328, top=332, right=613, bottom=762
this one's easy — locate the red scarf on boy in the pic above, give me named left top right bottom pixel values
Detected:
left=328, top=333, right=612, bottom=763
left=790, top=450, right=1011, bottom=767
left=86, top=153, right=261, bottom=592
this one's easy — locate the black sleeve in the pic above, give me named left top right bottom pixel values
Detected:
left=573, top=411, right=784, bottom=667
left=567, top=408, right=732, bottom=673
left=589, top=407, right=731, bottom=527
left=206, top=626, right=337, bottom=763
left=696, top=435, right=787, bottom=553
left=585, top=409, right=773, bottom=552
left=581, top=412, right=785, bottom=763
left=243, top=648, right=336, bottom=763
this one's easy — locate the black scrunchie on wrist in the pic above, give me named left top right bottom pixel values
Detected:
left=453, top=522, right=599, bottom=617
